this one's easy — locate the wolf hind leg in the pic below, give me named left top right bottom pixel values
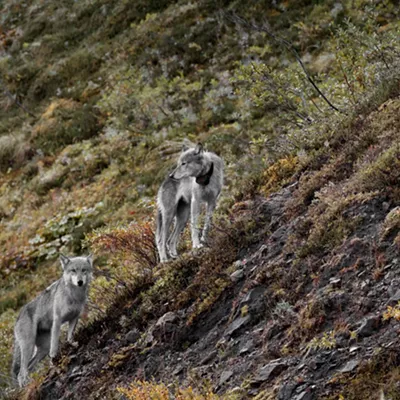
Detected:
left=156, top=208, right=169, bottom=263
left=16, top=330, right=36, bottom=387
left=191, top=197, right=203, bottom=249
left=168, top=200, right=190, bottom=258
left=159, top=208, right=174, bottom=262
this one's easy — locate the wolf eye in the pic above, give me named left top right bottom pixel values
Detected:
left=181, top=162, right=186, bottom=166
left=71, top=269, right=76, bottom=273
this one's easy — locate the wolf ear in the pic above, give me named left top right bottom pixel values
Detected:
left=86, top=253, right=93, bottom=266
left=181, top=143, right=190, bottom=152
left=60, top=254, right=70, bottom=270
left=194, top=143, right=203, bottom=155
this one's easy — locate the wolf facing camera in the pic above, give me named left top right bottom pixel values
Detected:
left=156, top=143, right=224, bottom=262
left=11, top=254, right=93, bottom=387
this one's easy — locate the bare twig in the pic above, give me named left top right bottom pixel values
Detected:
left=336, top=55, right=356, bottom=104
left=252, top=63, right=311, bottom=122
left=223, top=12, right=343, bottom=114
left=310, top=96, right=323, bottom=114
left=0, top=78, right=36, bottom=118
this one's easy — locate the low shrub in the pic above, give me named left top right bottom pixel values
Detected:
left=260, top=155, right=298, bottom=196
left=89, top=220, right=157, bottom=274
left=87, top=220, right=157, bottom=318
left=359, top=144, right=400, bottom=202
left=0, top=134, right=33, bottom=172
left=32, top=99, right=100, bottom=154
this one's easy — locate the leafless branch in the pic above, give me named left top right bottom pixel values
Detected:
left=223, top=12, right=344, bottom=114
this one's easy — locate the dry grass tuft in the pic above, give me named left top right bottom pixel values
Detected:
left=117, top=380, right=239, bottom=400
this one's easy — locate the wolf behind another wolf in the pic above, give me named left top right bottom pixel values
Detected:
left=156, top=143, right=224, bottom=262
left=12, top=255, right=93, bottom=387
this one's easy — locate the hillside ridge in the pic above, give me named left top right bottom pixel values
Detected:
left=0, top=0, right=399, bottom=399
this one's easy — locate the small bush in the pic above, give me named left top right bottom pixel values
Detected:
left=307, top=330, right=337, bottom=351
left=87, top=221, right=157, bottom=318
left=383, top=303, right=400, bottom=322
left=89, top=220, right=157, bottom=272
left=380, top=207, right=400, bottom=242
left=297, top=191, right=372, bottom=258
left=30, top=163, right=68, bottom=195
left=359, top=144, right=400, bottom=201
left=0, top=134, right=33, bottom=172
left=260, top=156, right=298, bottom=196
left=32, top=99, right=100, bottom=154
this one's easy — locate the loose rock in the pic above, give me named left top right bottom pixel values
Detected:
left=230, top=269, right=244, bottom=282
left=219, top=370, right=233, bottom=386
left=387, top=289, right=400, bottom=306
left=125, top=328, right=140, bottom=344
left=339, top=359, right=359, bottom=373
left=252, top=361, right=287, bottom=384
left=224, top=315, right=251, bottom=337
left=356, top=316, right=380, bottom=338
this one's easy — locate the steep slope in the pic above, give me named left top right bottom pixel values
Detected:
left=13, top=92, right=400, bottom=400
left=0, top=0, right=400, bottom=399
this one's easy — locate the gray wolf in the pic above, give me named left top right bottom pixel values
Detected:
left=156, top=143, right=224, bottom=262
left=11, top=254, right=93, bottom=387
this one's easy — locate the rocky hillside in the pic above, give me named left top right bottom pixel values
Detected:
left=0, top=0, right=399, bottom=399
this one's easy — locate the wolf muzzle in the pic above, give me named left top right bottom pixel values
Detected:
left=169, top=170, right=180, bottom=181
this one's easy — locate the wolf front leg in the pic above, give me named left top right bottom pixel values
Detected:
left=67, top=316, right=79, bottom=343
left=49, top=314, right=62, bottom=359
left=201, top=200, right=216, bottom=245
left=191, top=197, right=202, bottom=248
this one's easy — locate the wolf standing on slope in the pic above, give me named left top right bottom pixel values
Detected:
left=156, top=143, right=224, bottom=262
left=12, top=254, right=93, bottom=387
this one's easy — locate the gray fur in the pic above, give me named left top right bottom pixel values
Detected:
left=156, top=143, right=224, bottom=262
left=11, top=255, right=93, bottom=387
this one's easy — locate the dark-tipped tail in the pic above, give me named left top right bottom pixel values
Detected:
left=11, top=343, right=21, bottom=386
left=156, top=208, right=162, bottom=250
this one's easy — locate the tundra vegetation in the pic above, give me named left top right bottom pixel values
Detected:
left=0, top=0, right=399, bottom=399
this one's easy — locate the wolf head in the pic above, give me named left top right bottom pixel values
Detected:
left=169, top=143, right=208, bottom=180
left=60, top=254, right=93, bottom=288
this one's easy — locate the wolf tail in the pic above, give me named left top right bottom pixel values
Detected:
left=11, top=342, right=21, bottom=385
left=156, top=208, right=162, bottom=250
